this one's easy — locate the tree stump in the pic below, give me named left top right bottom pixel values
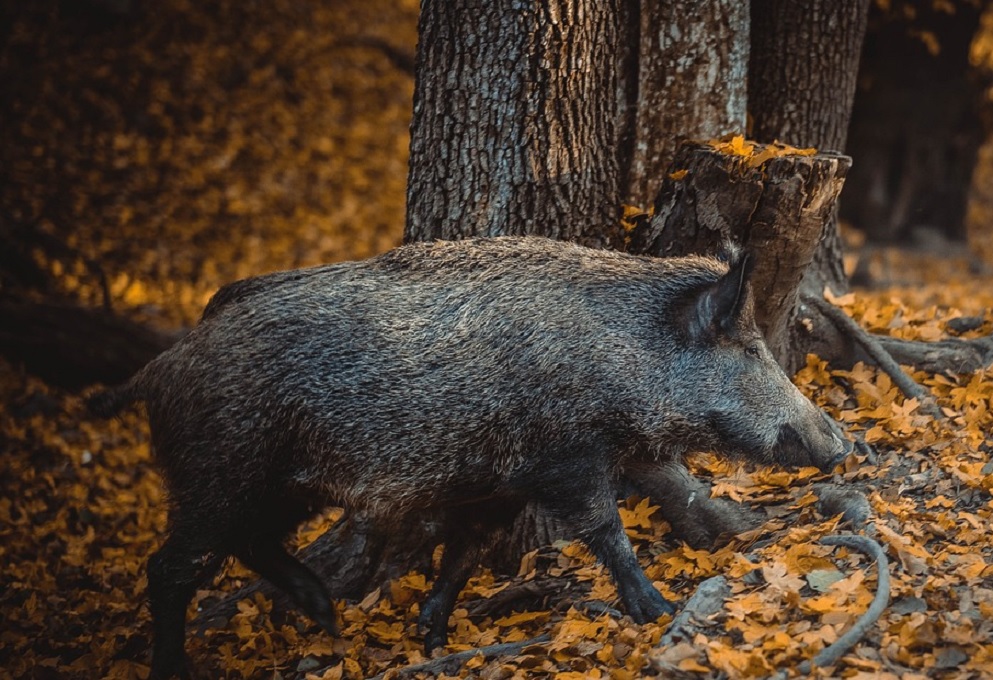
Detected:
left=629, top=141, right=853, bottom=374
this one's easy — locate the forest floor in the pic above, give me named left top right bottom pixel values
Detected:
left=2, top=1, right=993, bottom=679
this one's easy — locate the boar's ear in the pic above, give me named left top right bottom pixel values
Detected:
left=686, top=252, right=754, bottom=340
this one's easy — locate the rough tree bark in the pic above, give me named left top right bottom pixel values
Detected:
left=619, top=0, right=749, bottom=207
left=405, top=0, right=623, bottom=249
left=748, top=0, right=871, bottom=299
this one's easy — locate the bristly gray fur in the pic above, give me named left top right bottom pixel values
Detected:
left=102, top=233, right=848, bottom=533
left=90, top=236, right=851, bottom=675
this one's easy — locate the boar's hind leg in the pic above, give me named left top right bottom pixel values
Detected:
left=540, top=475, right=675, bottom=624
left=234, top=537, right=338, bottom=636
left=147, top=526, right=227, bottom=680
left=419, top=500, right=524, bottom=653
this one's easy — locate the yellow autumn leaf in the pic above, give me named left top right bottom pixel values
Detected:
left=465, top=653, right=486, bottom=669
left=553, top=617, right=610, bottom=647
left=706, top=643, right=774, bottom=676
left=365, top=620, right=404, bottom=643
left=494, top=610, right=551, bottom=627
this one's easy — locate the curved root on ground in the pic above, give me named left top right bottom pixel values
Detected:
left=794, top=533, right=891, bottom=675
left=803, top=294, right=944, bottom=419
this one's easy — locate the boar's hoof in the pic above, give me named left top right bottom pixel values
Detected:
left=819, top=441, right=852, bottom=474
left=422, top=627, right=448, bottom=656
left=417, top=600, right=449, bottom=654
left=627, top=588, right=676, bottom=624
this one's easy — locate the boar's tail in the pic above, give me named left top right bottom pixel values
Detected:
left=86, top=377, right=143, bottom=418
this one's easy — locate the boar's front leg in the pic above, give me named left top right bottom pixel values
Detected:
left=230, top=498, right=339, bottom=636
left=235, top=538, right=339, bottom=636
left=418, top=499, right=525, bottom=653
left=536, top=462, right=676, bottom=623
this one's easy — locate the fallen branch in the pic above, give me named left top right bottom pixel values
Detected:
left=657, top=575, right=729, bottom=648
left=366, top=634, right=551, bottom=680
left=803, top=294, right=944, bottom=419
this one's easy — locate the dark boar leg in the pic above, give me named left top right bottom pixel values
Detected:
left=229, top=499, right=339, bottom=636
left=235, top=538, right=338, bottom=636
left=418, top=500, right=524, bottom=653
left=147, top=529, right=227, bottom=680
left=539, top=472, right=675, bottom=623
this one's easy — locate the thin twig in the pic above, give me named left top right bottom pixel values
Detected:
left=366, top=634, right=551, bottom=680
left=804, top=294, right=944, bottom=419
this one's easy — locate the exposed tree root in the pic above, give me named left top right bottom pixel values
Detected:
left=878, top=334, right=993, bottom=375
left=803, top=294, right=945, bottom=419
left=774, top=533, right=890, bottom=677
left=365, top=634, right=551, bottom=680
left=575, top=600, right=623, bottom=619
left=627, top=462, right=762, bottom=549
left=195, top=513, right=438, bottom=635
left=657, top=575, right=730, bottom=648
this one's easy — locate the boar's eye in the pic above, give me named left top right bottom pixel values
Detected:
left=745, top=344, right=761, bottom=358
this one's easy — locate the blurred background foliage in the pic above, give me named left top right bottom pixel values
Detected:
left=1, top=0, right=416, bottom=330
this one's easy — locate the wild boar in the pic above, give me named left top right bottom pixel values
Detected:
left=89, top=236, right=850, bottom=678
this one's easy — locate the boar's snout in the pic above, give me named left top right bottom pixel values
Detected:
left=817, top=432, right=853, bottom=473
left=777, top=410, right=852, bottom=473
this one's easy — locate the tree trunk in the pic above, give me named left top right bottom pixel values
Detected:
left=404, top=0, right=623, bottom=249
left=619, top=0, right=749, bottom=208
left=748, top=0, right=871, bottom=299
